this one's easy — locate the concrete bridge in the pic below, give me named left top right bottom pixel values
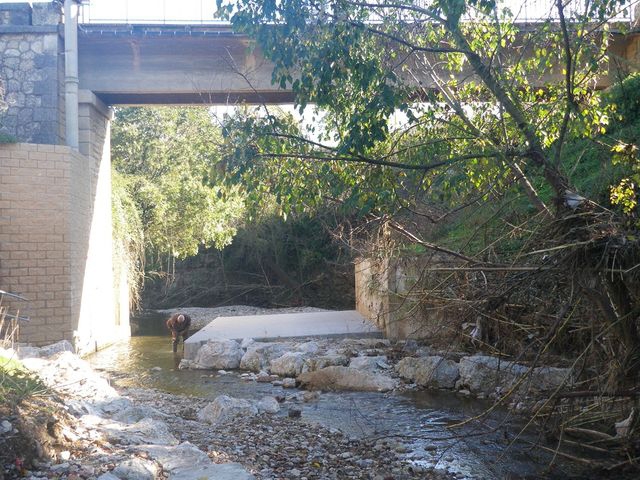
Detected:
left=0, top=1, right=639, bottom=353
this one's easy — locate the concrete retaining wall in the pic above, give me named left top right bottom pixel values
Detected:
left=355, top=255, right=460, bottom=340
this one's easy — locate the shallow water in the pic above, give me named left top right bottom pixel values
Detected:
left=88, top=316, right=588, bottom=479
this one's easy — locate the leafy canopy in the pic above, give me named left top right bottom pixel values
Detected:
left=111, top=107, right=245, bottom=260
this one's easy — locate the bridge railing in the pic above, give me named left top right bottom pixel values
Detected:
left=79, top=0, right=224, bottom=25
left=78, top=0, right=633, bottom=24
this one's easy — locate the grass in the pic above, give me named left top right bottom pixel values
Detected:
left=0, top=302, right=48, bottom=405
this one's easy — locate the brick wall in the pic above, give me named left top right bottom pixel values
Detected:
left=0, top=141, right=128, bottom=352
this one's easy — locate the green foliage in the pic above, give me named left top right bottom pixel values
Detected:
left=111, top=107, right=245, bottom=264
left=606, top=73, right=640, bottom=126
left=0, top=356, right=48, bottom=404
left=217, top=0, right=631, bottom=221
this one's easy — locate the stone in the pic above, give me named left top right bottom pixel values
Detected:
left=178, top=359, right=191, bottom=370
left=395, top=356, right=460, bottom=389
left=170, top=463, right=255, bottom=480
left=288, top=407, right=302, bottom=418
left=138, top=442, right=211, bottom=472
left=257, top=396, right=280, bottom=414
left=270, top=352, right=306, bottom=377
left=113, top=457, right=158, bottom=480
left=304, top=353, right=349, bottom=372
left=192, top=339, right=243, bottom=370
left=240, top=342, right=289, bottom=372
left=529, top=366, right=573, bottom=392
left=111, top=405, right=167, bottom=424
left=296, top=341, right=320, bottom=354
left=240, top=350, right=263, bottom=372
left=197, top=395, right=258, bottom=425
left=282, top=378, right=297, bottom=388
left=0, top=420, right=12, bottom=433
left=97, top=474, right=120, bottom=480
left=458, top=355, right=527, bottom=395
left=16, top=345, right=41, bottom=359
left=348, top=355, right=389, bottom=371
left=241, top=338, right=255, bottom=349
left=105, top=417, right=178, bottom=446
left=298, top=366, right=398, bottom=392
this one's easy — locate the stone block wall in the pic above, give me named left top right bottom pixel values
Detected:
left=0, top=2, right=64, bottom=145
left=355, top=255, right=459, bottom=340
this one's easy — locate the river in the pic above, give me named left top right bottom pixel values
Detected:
left=87, top=315, right=592, bottom=480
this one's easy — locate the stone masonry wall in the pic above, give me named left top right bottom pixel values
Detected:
left=0, top=2, right=64, bottom=145
left=355, top=255, right=459, bottom=340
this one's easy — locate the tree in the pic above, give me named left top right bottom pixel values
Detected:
left=111, top=107, right=245, bottom=269
left=217, top=0, right=640, bottom=383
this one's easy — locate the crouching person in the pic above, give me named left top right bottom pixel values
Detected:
left=166, top=313, right=191, bottom=353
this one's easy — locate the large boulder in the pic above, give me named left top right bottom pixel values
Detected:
left=528, top=366, right=573, bottom=393
left=257, top=396, right=280, bottom=414
left=270, top=352, right=306, bottom=377
left=240, top=342, right=289, bottom=372
left=348, top=355, right=390, bottom=371
left=298, top=366, right=398, bottom=392
left=192, top=340, right=243, bottom=370
left=304, top=353, right=349, bottom=372
left=458, top=355, right=527, bottom=395
left=113, top=457, right=159, bottom=480
left=197, top=395, right=258, bottom=425
left=396, top=356, right=459, bottom=389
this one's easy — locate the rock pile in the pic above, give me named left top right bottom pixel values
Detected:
left=182, top=337, right=574, bottom=402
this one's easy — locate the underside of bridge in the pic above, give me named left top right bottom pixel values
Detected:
left=77, top=23, right=295, bottom=106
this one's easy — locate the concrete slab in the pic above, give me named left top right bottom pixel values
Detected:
left=184, top=310, right=381, bottom=360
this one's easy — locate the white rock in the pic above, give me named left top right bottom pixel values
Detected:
left=102, top=417, right=178, bottom=446
left=257, top=396, right=280, bottom=414
left=38, top=340, right=74, bottom=357
left=296, top=341, right=320, bottom=354
left=97, top=473, right=120, bottom=480
left=15, top=346, right=41, bottom=359
left=192, top=340, right=243, bottom=370
left=396, top=356, right=460, bottom=389
left=113, top=457, right=158, bottom=480
left=197, top=395, right=258, bottom=425
left=298, top=366, right=398, bottom=392
left=240, top=342, right=289, bottom=372
left=178, top=359, right=192, bottom=370
left=241, top=338, right=255, bottom=349
left=270, top=352, right=306, bottom=377
left=21, top=351, right=119, bottom=403
left=0, top=420, right=12, bottom=433
left=59, top=451, right=71, bottom=461
left=304, top=354, right=349, bottom=372
left=282, top=378, right=297, bottom=388
left=458, top=355, right=527, bottom=395
left=349, top=355, right=388, bottom=371
left=529, top=366, right=573, bottom=392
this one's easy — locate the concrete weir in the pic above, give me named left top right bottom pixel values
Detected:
left=184, top=310, right=381, bottom=360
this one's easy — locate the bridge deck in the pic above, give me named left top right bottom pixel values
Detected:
left=183, top=310, right=382, bottom=360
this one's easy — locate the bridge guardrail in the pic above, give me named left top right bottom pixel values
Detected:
left=78, top=0, right=632, bottom=25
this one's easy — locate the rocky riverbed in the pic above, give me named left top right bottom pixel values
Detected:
left=0, top=306, right=591, bottom=479
left=1, top=340, right=458, bottom=480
